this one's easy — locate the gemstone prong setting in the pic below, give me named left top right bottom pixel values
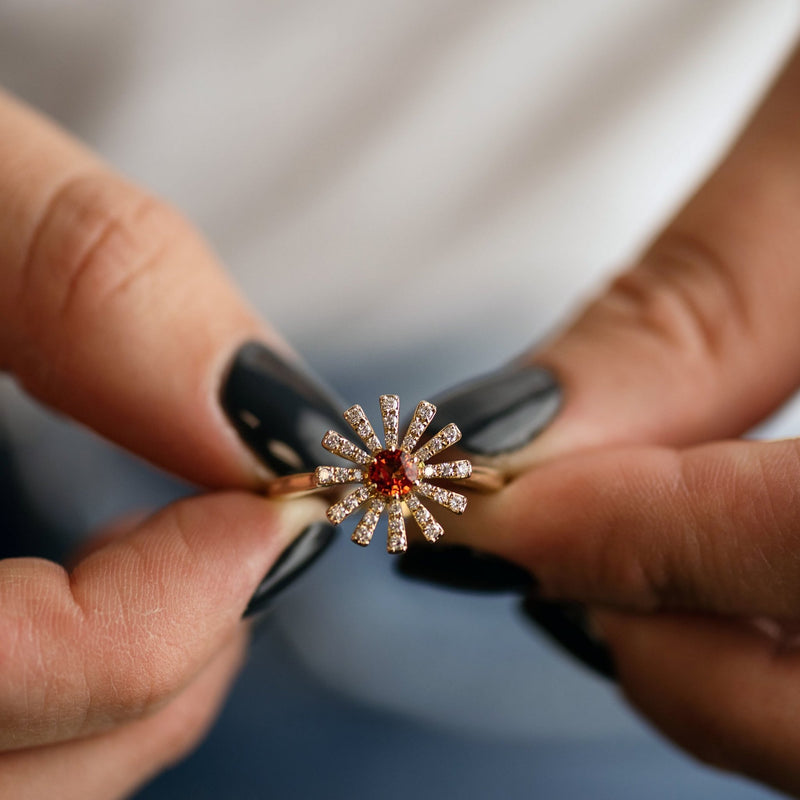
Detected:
left=316, top=396, right=471, bottom=553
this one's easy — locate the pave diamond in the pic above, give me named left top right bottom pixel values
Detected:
left=315, top=466, right=364, bottom=486
left=414, top=423, right=462, bottom=463
left=317, top=396, right=471, bottom=552
left=326, top=486, right=371, bottom=525
left=405, top=494, right=444, bottom=543
left=352, top=497, right=386, bottom=547
left=400, top=401, right=436, bottom=451
left=387, top=499, right=408, bottom=553
left=379, top=394, right=400, bottom=450
left=422, top=460, right=472, bottom=480
left=417, top=482, right=467, bottom=514
left=343, top=404, right=382, bottom=453
left=321, top=431, right=371, bottom=465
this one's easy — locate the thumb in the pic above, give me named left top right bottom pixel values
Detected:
left=0, top=491, right=324, bottom=751
left=434, top=42, right=800, bottom=469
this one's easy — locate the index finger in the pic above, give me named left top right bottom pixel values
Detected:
left=449, top=437, right=800, bottom=619
left=0, top=89, right=335, bottom=487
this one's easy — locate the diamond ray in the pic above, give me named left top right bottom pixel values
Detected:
left=352, top=497, right=386, bottom=547
left=414, top=423, right=462, bottom=463
left=343, top=404, right=382, bottom=453
left=405, top=494, right=444, bottom=543
left=380, top=394, right=400, bottom=450
left=318, top=396, right=474, bottom=552
left=422, top=460, right=472, bottom=480
left=326, top=486, right=371, bottom=525
left=321, top=431, right=371, bottom=465
left=400, top=401, right=436, bottom=451
left=386, top=499, right=408, bottom=553
left=315, top=466, right=364, bottom=487
left=417, top=482, right=467, bottom=514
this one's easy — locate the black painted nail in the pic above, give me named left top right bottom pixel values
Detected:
left=396, top=544, right=534, bottom=593
left=244, top=522, right=336, bottom=618
left=398, top=543, right=616, bottom=679
left=431, top=362, right=561, bottom=455
left=220, top=342, right=345, bottom=618
left=520, top=592, right=616, bottom=681
left=220, top=341, right=348, bottom=476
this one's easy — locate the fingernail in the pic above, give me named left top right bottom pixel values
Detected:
left=244, top=521, right=336, bottom=618
left=220, top=342, right=343, bottom=618
left=396, top=545, right=534, bottom=593
left=431, top=362, right=561, bottom=455
left=520, top=591, right=616, bottom=681
left=220, top=341, right=347, bottom=475
left=397, top=545, right=616, bottom=679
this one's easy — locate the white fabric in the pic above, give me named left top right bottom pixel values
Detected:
left=1, top=1, right=798, bottom=361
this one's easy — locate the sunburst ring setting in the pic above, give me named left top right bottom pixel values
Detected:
left=263, top=395, right=505, bottom=553
left=320, top=395, right=470, bottom=553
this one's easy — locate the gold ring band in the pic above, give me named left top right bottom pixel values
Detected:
left=265, top=464, right=505, bottom=498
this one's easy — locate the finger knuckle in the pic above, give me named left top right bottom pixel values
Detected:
left=74, top=500, right=231, bottom=728
left=16, top=171, right=183, bottom=353
left=101, top=634, right=194, bottom=724
left=78, top=557, right=195, bottom=723
left=90, top=637, right=193, bottom=724
left=527, top=451, right=679, bottom=611
left=604, top=232, right=750, bottom=367
left=627, top=449, right=723, bottom=612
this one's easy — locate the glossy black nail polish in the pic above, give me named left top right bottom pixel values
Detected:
left=244, top=522, right=336, bottom=618
left=221, top=341, right=348, bottom=476
left=396, top=545, right=534, bottom=593
left=521, top=592, right=616, bottom=680
left=220, top=342, right=345, bottom=616
left=431, top=362, right=561, bottom=455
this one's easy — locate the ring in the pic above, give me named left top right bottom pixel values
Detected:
left=264, top=394, right=506, bottom=553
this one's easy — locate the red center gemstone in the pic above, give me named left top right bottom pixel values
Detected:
left=367, top=449, right=419, bottom=497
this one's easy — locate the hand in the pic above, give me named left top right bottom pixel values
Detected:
left=0, top=89, right=335, bottom=798
left=424, top=42, right=800, bottom=796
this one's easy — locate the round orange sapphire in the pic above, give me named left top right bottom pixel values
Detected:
left=367, top=449, right=420, bottom=497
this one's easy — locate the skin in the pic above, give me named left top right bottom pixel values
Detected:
left=0, top=90, right=325, bottom=797
left=448, top=40, right=800, bottom=797
left=2, top=29, right=800, bottom=799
